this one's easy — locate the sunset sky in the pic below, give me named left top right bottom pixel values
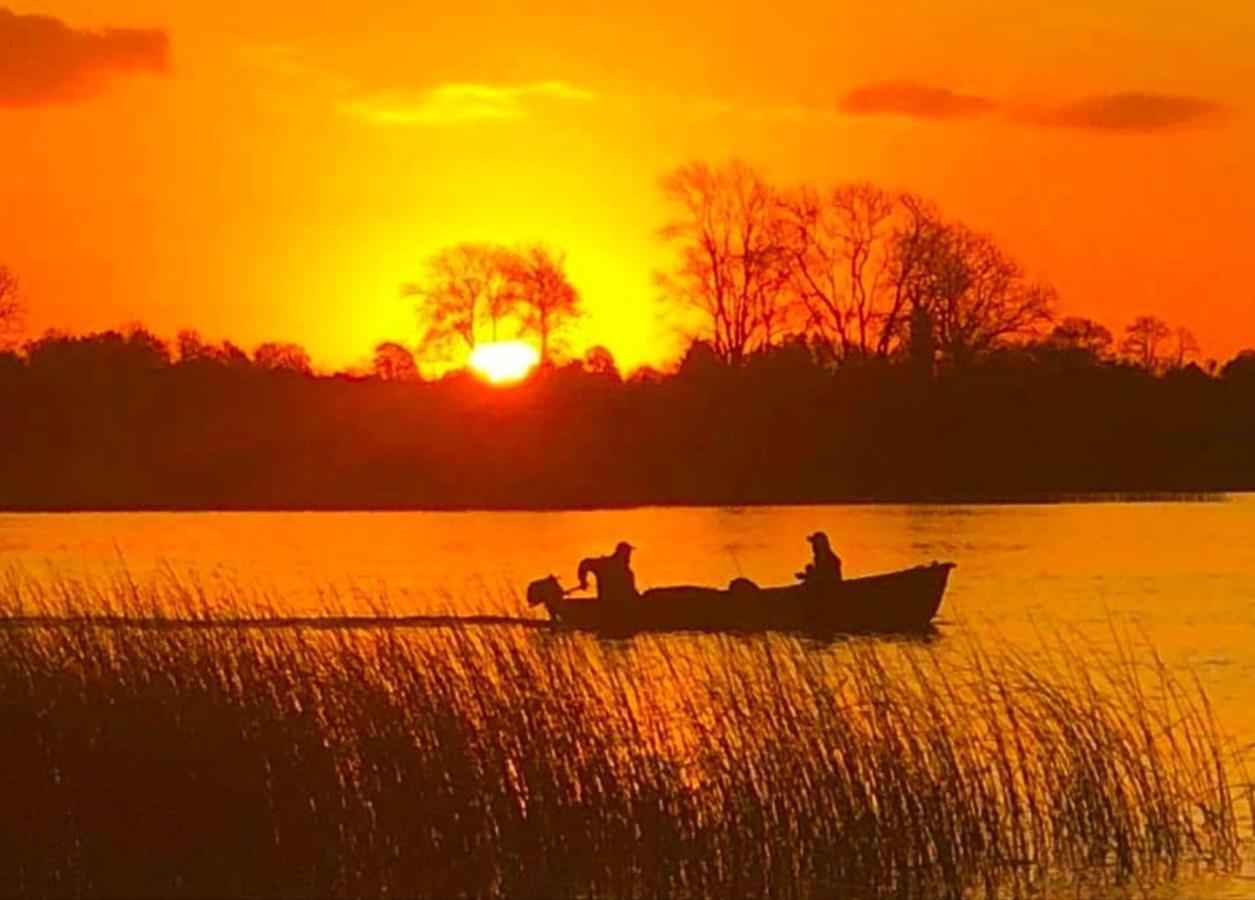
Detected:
left=3, top=1, right=1254, bottom=372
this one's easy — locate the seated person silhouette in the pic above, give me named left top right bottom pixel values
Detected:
left=796, top=531, right=843, bottom=587
left=577, top=541, right=639, bottom=603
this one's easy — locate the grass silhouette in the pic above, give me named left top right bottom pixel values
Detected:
left=0, top=571, right=1245, bottom=898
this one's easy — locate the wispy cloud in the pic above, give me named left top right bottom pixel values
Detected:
left=0, top=7, right=167, bottom=108
left=838, top=81, right=994, bottom=119
left=1023, top=92, right=1226, bottom=133
left=838, top=80, right=1227, bottom=135
left=341, top=81, right=594, bottom=126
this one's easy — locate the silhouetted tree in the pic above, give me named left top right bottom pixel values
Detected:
left=509, top=246, right=581, bottom=363
left=254, top=342, right=312, bottom=375
left=1170, top=327, right=1199, bottom=370
left=1222, top=350, right=1255, bottom=383
left=0, top=266, right=25, bottom=349
left=657, top=160, right=793, bottom=363
left=1045, top=317, right=1114, bottom=358
left=582, top=345, right=618, bottom=377
left=372, top=342, right=420, bottom=382
left=779, top=182, right=900, bottom=359
left=907, top=306, right=937, bottom=374
left=898, top=221, right=1054, bottom=366
left=628, top=365, right=663, bottom=385
left=1121, top=316, right=1171, bottom=371
left=25, top=328, right=169, bottom=375
left=676, top=340, right=725, bottom=378
left=175, top=330, right=254, bottom=369
left=177, top=329, right=217, bottom=364
left=405, top=244, right=520, bottom=359
left=219, top=341, right=251, bottom=367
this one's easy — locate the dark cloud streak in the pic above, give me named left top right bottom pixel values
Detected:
left=0, top=7, right=168, bottom=108
left=838, top=81, right=995, bottom=119
left=839, top=80, right=1226, bottom=135
left=1028, top=92, right=1225, bottom=133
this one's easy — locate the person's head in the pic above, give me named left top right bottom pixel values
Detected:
left=808, top=531, right=831, bottom=551
left=614, top=541, right=634, bottom=560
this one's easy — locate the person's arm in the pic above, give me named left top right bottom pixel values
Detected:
left=577, top=557, right=597, bottom=591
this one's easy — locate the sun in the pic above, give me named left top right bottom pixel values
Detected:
left=468, top=341, right=541, bottom=384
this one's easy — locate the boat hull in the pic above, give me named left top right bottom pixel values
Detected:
left=544, top=562, right=955, bottom=635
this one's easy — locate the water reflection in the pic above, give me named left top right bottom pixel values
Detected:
left=3, top=498, right=1255, bottom=737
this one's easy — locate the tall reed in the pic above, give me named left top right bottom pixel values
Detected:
left=0, top=572, right=1244, bottom=898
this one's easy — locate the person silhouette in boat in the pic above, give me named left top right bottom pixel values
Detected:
left=797, top=531, right=843, bottom=587
left=577, top=541, right=639, bottom=603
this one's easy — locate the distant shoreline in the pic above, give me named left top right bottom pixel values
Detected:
left=0, top=490, right=1240, bottom=514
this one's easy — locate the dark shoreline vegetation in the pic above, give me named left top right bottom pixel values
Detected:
left=5, top=161, right=1255, bottom=511
left=2, top=329, right=1255, bottom=510
left=0, top=573, right=1248, bottom=898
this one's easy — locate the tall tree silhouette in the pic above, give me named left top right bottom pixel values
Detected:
left=405, top=244, right=519, bottom=359
left=0, top=266, right=25, bottom=349
left=508, top=246, right=581, bottom=363
left=1170, top=327, right=1200, bottom=370
left=779, top=183, right=900, bottom=360
left=1121, top=316, right=1171, bottom=371
left=894, top=217, right=1053, bottom=366
left=657, top=160, right=793, bottom=364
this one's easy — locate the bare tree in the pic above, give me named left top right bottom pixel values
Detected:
left=778, top=183, right=900, bottom=360
left=1169, top=327, right=1200, bottom=370
left=656, top=160, right=794, bottom=364
left=508, top=246, right=581, bottom=363
left=882, top=193, right=948, bottom=358
left=0, top=266, right=26, bottom=349
left=404, top=244, right=519, bottom=358
left=372, top=342, right=420, bottom=381
left=943, top=226, right=1054, bottom=364
left=1120, top=315, right=1171, bottom=371
left=893, top=217, right=1053, bottom=366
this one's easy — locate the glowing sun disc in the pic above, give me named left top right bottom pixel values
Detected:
left=469, top=341, right=540, bottom=384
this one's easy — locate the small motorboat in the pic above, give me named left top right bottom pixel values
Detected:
left=528, top=562, right=955, bottom=635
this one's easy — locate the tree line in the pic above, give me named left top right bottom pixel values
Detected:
left=3, top=155, right=1255, bottom=509
left=399, top=160, right=1206, bottom=377
left=655, top=161, right=1214, bottom=374
left=0, top=160, right=1217, bottom=379
left=1, top=322, right=1255, bottom=509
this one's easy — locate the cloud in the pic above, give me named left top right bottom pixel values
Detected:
left=342, top=81, right=593, bottom=126
left=838, top=81, right=995, bottom=119
left=837, top=79, right=1227, bottom=135
left=0, top=7, right=168, bottom=108
left=1026, top=92, right=1226, bottom=133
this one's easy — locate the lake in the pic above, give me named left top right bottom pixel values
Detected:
left=4, top=498, right=1255, bottom=894
left=5, top=498, right=1255, bottom=724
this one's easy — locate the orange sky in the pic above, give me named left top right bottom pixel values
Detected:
left=3, top=0, right=1255, bottom=372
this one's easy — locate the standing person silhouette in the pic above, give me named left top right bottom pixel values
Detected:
left=796, top=531, right=843, bottom=587
left=577, top=541, right=639, bottom=602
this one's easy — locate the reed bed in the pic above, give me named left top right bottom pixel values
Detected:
left=0, top=570, right=1245, bottom=898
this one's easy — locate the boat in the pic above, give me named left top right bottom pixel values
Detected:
left=528, top=562, right=955, bottom=635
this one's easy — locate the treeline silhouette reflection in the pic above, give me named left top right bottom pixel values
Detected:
left=2, top=328, right=1254, bottom=509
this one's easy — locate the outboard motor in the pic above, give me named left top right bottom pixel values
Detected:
left=527, top=575, right=565, bottom=609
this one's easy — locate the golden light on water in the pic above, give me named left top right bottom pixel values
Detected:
left=469, top=341, right=541, bottom=384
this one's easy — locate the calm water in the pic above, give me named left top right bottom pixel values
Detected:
left=4, top=499, right=1255, bottom=723
left=4, top=499, right=1255, bottom=893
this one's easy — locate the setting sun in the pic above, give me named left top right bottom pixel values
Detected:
left=469, top=341, right=540, bottom=383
